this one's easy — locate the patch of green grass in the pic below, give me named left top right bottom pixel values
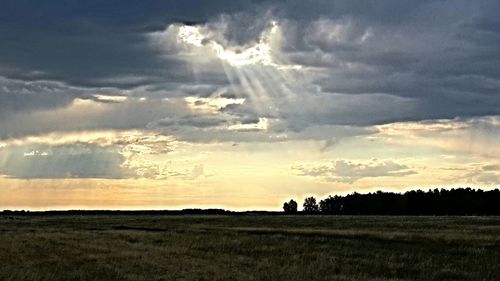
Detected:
left=0, top=215, right=499, bottom=280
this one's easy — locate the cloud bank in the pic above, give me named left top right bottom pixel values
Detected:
left=0, top=0, right=499, bottom=187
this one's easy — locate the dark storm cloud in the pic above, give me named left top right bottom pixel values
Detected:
left=285, top=1, right=500, bottom=123
left=0, top=77, right=79, bottom=117
left=0, top=0, right=267, bottom=88
left=1, top=0, right=500, bottom=135
left=0, top=0, right=458, bottom=87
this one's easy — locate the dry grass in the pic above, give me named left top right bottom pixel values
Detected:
left=0, top=215, right=499, bottom=280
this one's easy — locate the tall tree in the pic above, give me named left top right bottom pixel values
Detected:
left=303, top=197, right=319, bottom=213
left=283, top=199, right=298, bottom=213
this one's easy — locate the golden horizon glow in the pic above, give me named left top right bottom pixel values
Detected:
left=2, top=126, right=500, bottom=210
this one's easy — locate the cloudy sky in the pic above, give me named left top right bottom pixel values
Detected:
left=1, top=0, right=500, bottom=210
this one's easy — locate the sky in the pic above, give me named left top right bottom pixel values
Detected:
left=1, top=0, right=500, bottom=210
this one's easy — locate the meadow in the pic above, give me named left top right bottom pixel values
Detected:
left=0, top=215, right=499, bottom=281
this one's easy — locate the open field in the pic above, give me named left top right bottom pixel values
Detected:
left=0, top=215, right=499, bottom=281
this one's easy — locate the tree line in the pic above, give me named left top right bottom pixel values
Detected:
left=283, top=188, right=500, bottom=215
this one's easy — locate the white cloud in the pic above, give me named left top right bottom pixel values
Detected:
left=292, top=159, right=416, bottom=184
left=23, top=150, right=49, bottom=157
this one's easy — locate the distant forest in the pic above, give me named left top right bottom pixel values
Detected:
left=2, top=188, right=500, bottom=216
left=285, top=188, right=500, bottom=215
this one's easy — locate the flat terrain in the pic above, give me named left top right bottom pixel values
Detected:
left=0, top=215, right=499, bottom=281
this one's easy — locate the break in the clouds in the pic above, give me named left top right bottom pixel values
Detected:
left=1, top=1, right=500, bottom=209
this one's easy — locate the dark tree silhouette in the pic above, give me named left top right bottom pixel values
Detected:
left=283, top=199, right=298, bottom=213
left=303, top=197, right=319, bottom=213
left=319, top=195, right=343, bottom=214
left=316, top=188, right=500, bottom=215
left=283, top=202, right=289, bottom=212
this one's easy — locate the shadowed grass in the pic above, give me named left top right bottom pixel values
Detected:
left=0, top=215, right=499, bottom=280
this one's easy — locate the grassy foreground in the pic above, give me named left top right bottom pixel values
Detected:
left=0, top=215, right=499, bottom=281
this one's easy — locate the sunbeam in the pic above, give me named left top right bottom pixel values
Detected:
left=176, top=20, right=303, bottom=117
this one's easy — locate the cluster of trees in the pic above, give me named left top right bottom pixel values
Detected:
left=284, top=188, right=500, bottom=215
left=282, top=197, right=319, bottom=213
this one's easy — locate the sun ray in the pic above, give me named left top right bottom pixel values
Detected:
left=233, top=66, right=267, bottom=113
left=175, top=20, right=306, bottom=120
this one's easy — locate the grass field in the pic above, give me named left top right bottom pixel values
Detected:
left=0, top=215, right=499, bottom=281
